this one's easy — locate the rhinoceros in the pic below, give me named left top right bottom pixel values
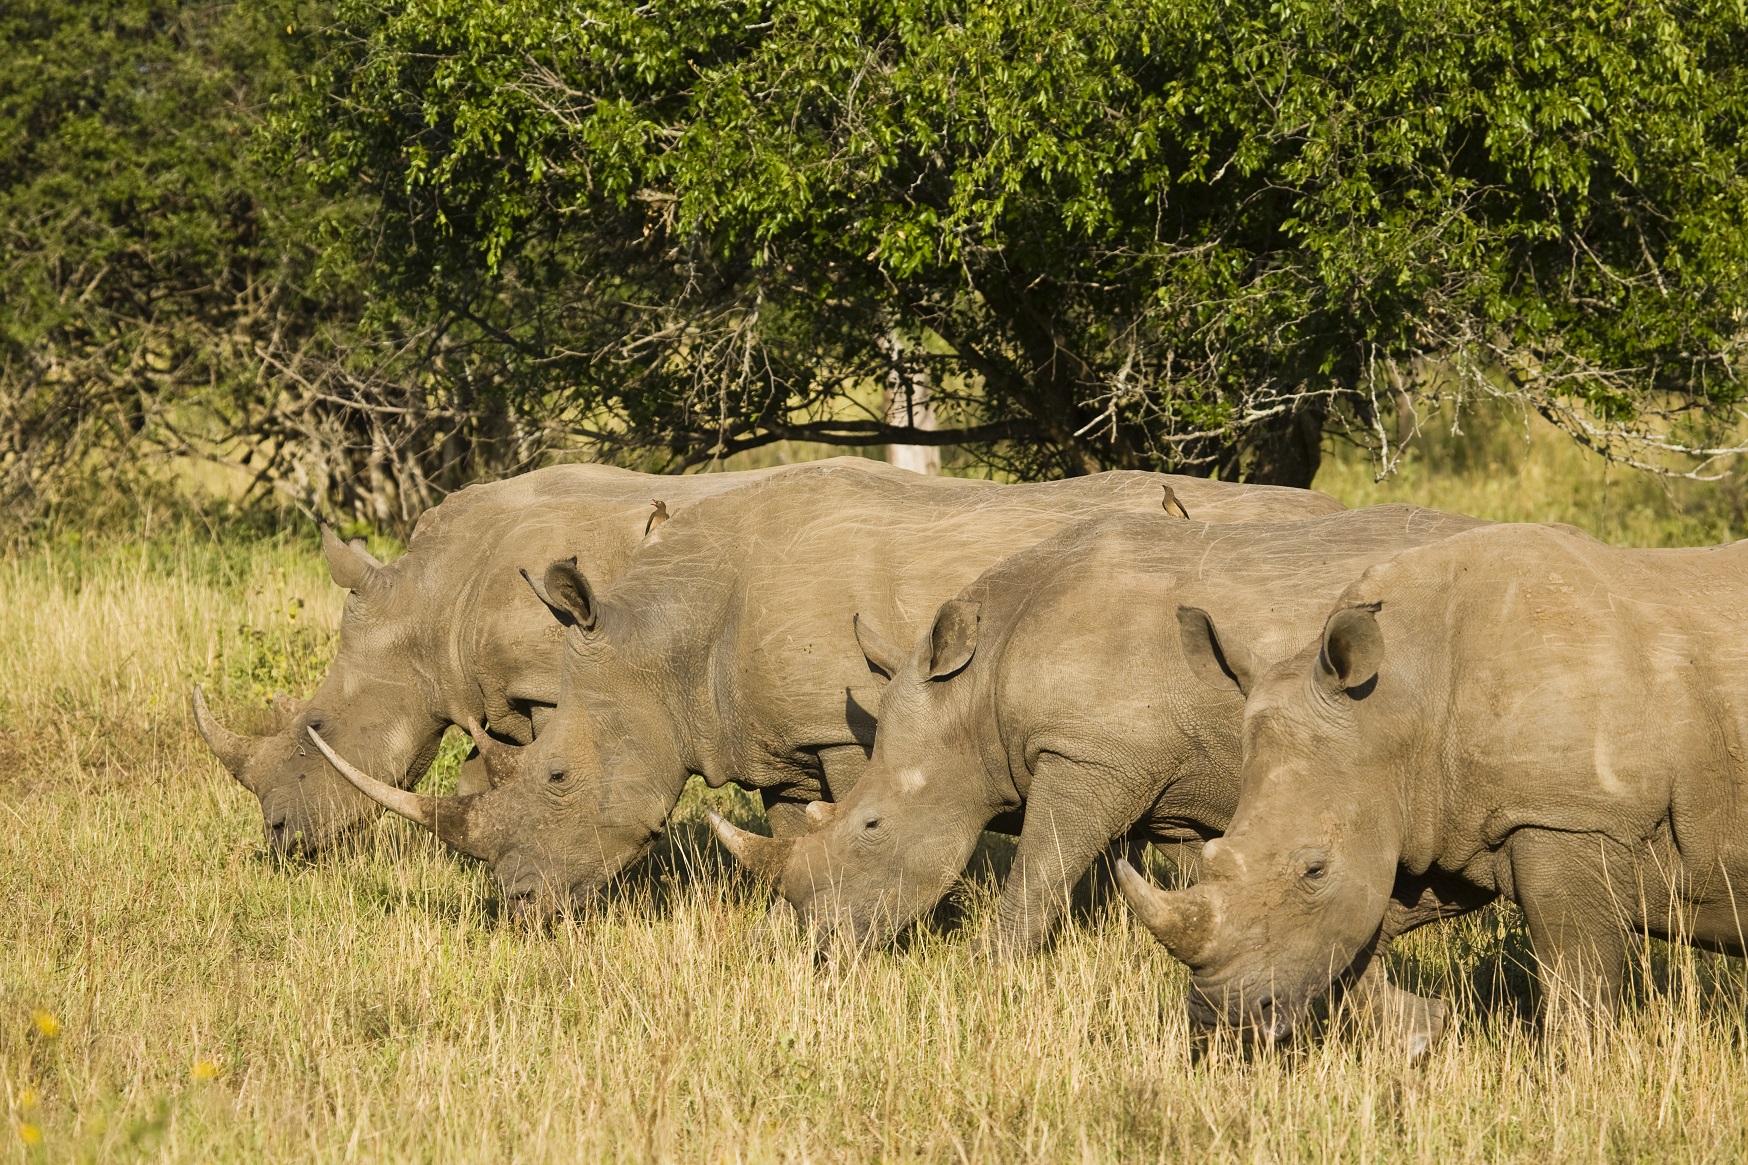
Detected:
left=192, top=459, right=896, bottom=855
left=1114, top=521, right=1748, bottom=1043
left=710, top=505, right=1483, bottom=1046
left=312, top=463, right=1343, bottom=916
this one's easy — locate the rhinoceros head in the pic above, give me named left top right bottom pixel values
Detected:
left=193, top=528, right=449, bottom=856
left=713, top=601, right=992, bottom=958
left=1117, top=603, right=1406, bottom=1045
left=315, top=556, right=682, bottom=919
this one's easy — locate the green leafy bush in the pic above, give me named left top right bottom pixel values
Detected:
left=276, top=0, right=1748, bottom=482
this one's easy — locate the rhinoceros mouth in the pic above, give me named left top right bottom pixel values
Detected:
left=1186, top=976, right=1304, bottom=1046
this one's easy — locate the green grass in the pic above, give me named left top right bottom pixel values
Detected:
left=1314, top=402, right=1748, bottom=546
left=5, top=415, right=1748, bottom=1162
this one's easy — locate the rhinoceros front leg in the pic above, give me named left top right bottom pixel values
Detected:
left=1337, top=940, right=1448, bottom=1062
left=1508, top=829, right=1629, bottom=1039
left=991, top=755, right=1153, bottom=957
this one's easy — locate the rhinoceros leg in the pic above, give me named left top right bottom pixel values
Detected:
left=815, top=743, right=872, bottom=801
left=761, top=743, right=875, bottom=839
left=1508, top=829, right=1629, bottom=1038
left=991, top=756, right=1156, bottom=956
left=1338, top=943, right=1448, bottom=1062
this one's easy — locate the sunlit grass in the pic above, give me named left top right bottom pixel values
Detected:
left=4, top=414, right=1748, bottom=1161
left=1315, top=402, right=1747, bottom=546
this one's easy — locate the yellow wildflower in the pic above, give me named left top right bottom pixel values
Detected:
left=18, top=1123, right=42, bottom=1146
left=17, top=1089, right=38, bottom=1109
left=191, top=1059, right=220, bottom=1081
left=29, top=1011, right=59, bottom=1039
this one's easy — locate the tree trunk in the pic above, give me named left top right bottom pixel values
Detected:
left=882, top=328, right=940, bottom=475
left=1241, top=402, right=1327, bottom=488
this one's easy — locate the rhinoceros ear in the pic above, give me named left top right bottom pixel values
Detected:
left=322, top=525, right=383, bottom=594
left=1176, top=607, right=1255, bottom=696
left=1317, top=604, right=1383, bottom=696
left=524, top=557, right=598, bottom=632
left=854, top=613, right=906, bottom=679
left=927, top=599, right=980, bottom=680
left=348, top=538, right=383, bottom=569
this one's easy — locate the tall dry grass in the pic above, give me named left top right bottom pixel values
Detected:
left=3, top=410, right=1748, bottom=1162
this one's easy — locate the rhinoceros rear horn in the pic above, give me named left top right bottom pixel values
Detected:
left=853, top=613, right=905, bottom=679
left=307, top=728, right=494, bottom=860
left=707, top=812, right=794, bottom=886
left=1115, top=859, right=1216, bottom=966
left=269, top=691, right=310, bottom=731
left=321, top=525, right=384, bottom=594
left=1318, top=603, right=1384, bottom=696
left=464, top=719, right=525, bottom=788
left=927, top=599, right=980, bottom=679
left=191, top=686, right=262, bottom=787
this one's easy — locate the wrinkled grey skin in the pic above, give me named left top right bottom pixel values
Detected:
left=741, top=503, right=1483, bottom=962
left=193, top=459, right=886, bottom=855
left=1120, top=522, right=1748, bottom=1043
left=324, top=462, right=1342, bottom=915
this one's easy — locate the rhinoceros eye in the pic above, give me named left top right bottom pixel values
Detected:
left=548, top=769, right=567, bottom=785
left=1302, top=860, right=1327, bottom=880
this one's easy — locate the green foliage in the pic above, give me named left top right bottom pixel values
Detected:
left=0, top=0, right=333, bottom=520
left=277, top=0, right=1748, bottom=482
left=0, top=0, right=533, bottom=539
left=219, top=598, right=335, bottom=704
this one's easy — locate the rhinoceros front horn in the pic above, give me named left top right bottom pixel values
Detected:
left=306, top=728, right=494, bottom=861
left=1115, top=859, right=1216, bottom=965
left=191, top=686, right=262, bottom=788
left=707, top=812, right=795, bottom=886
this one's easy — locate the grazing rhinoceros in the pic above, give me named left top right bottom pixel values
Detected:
left=312, top=463, right=1344, bottom=917
left=192, top=459, right=894, bottom=855
left=710, top=505, right=1484, bottom=1052
left=1113, top=521, right=1748, bottom=1043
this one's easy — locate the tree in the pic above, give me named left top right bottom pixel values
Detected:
left=275, top=0, right=1748, bottom=485
left=0, top=0, right=542, bottom=536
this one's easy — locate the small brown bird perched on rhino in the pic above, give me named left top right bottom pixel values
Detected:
left=1117, top=522, right=1748, bottom=1043
left=309, top=462, right=1343, bottom=922
left=644, top=499, right=669, bottom=536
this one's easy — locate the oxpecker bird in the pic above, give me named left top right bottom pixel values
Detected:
left=645, top=499, right=670, bottom=536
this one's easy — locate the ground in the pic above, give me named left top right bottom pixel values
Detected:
left=3, top=409, right=1747, bottom=1162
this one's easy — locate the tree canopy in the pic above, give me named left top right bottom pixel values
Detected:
left=4, top=0, right=1745, bottom=533
left=275, top=0, right=1748, bottom=484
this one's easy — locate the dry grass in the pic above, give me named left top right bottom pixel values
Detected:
left=4, top=410, right=1748, bottom=1162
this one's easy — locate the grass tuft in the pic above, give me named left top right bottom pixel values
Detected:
left=4, top=416, right=1747, bottom=1161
